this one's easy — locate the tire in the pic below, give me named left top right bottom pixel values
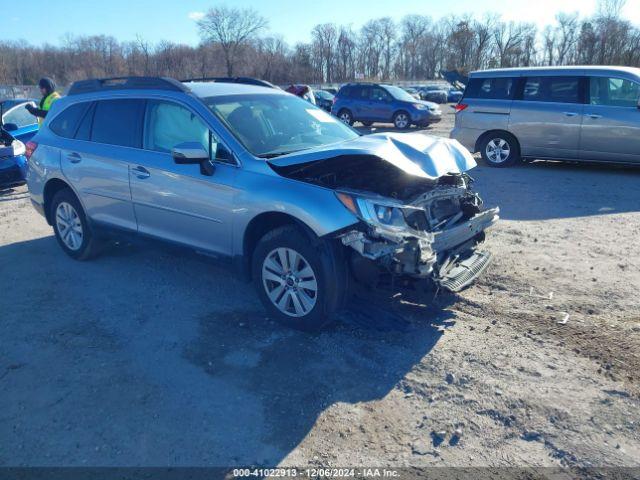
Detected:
left=252, top=225, right=347, bottom=331
left=337, top=109, right=353, bottom=126
left=479, top=132, right=521, bottom=167
left=50, top=188, right=100, bottom=260
left=393, top=111, right=411, bottom=130
left=361, top=121, right=373, bottom=127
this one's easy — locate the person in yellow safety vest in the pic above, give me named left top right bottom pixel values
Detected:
left=25, top=77, right=61, bottom=125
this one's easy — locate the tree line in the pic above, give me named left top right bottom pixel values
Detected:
left=0, top=0, right=638, bottom=87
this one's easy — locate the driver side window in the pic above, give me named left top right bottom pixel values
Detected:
left=371, top=88, right=390, bottom=102
left=144, top=100, right=234, bottom=164
left=144, top=101, right=210, bottom=155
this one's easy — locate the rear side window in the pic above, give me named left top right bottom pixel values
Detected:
left=91, top=99, right=146, bottom=148
left=464, top=77, right=515, bottom=100
left=49, top=102, right=91, bottom=138
left=521, top=76, right=581, bottom=104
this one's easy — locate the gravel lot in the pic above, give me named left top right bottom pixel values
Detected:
left=1, top=108, right=639, bottom=473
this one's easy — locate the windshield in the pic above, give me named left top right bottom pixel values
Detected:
left=315, top=90, right=334, bottom=100
left=205, top=94, right=358, bottom=157
left=384, top=85, right=418, bottom=102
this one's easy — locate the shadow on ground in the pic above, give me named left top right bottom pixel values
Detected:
left=0, top=235, right=455, bottom=466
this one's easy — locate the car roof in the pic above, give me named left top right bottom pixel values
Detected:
left=470, top=65, right=640, bottom=79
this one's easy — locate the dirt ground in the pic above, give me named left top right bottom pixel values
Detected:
left=1, top=108, right=639, bottom=475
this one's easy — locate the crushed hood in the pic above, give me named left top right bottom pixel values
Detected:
left=268, top=132, right=476, bottom=180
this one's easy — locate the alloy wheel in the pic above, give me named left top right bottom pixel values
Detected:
left=485, top=138, right=511, bottom=164
left=395, top=113, right=409, bottom=129
left=339, top=111, right=352, bottom=125
left=55, top=201, right=83, bottom=251
left=262, top=247, right=318, bottom=318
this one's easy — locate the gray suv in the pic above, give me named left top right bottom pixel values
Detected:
left=451, top=66, right=640, bottom=167
left=26, top=77, right=498, bottom=330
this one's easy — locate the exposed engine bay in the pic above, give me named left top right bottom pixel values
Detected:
left=269, top=133, right=499, bottom=292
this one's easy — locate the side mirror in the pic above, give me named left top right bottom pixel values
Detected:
left=172, top=141, right=214, bottom=176
left=3, top=123, right=18, bottom=132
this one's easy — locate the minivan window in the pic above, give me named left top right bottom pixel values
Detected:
left=91, top=99, right=145, bottom=148
left=590, top=77, right=640, bottom=107
left=74, top=103, right=95, bottom=141
left=464, top=77, right=515, bottom=100
left=521, top=76, right=581, bottom=104
left=144, top=101, right=210, bottom=155
left=49, top=102, right=91, bottom=138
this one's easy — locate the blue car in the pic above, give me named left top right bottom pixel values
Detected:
left=331, top=83, right=442, bottom=129
left=447, top=88, right=464, bottom=103
left=0, top=100, right=38, bottom=187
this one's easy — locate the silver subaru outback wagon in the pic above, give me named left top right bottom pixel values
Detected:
left=26, top=76, right=498, bottom=330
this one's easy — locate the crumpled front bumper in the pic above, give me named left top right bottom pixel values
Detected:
left=340, top=207, right=499, bottom=292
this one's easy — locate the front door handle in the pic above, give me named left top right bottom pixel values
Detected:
left=587, top=113, right=602, bottom=119
left=67, top=152, right=82, bottom=163
left=563, top=112, right=578, bottom=117
left=131, top=165, right=150, bottom=179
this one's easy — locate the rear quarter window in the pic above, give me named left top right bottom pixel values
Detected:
left=464, top=77, right=516, bottom=100
left=49, top=102, right=91, bottom=138
left=91, top=99, right=146, bottom=148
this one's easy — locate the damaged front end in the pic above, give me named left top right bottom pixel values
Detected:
left=336, top=173, right=498, bottom=292
left=268, top=133, right=499, bottom=292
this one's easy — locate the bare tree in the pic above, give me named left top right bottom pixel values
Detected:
left=197, top=6, right=267, bottom=76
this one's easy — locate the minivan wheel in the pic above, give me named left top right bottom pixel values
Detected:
left=252, top=225, right=346, bottom=331
left=51, top=188, right=100, bottom=260
left=480, top=133, right=520, bottom=167
left=338, top=109, right=353, bottom=126
left=393, top=111, right=411, bottom=129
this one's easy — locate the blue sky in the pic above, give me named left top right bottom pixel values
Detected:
left=4, top=0, right=639, bottom=46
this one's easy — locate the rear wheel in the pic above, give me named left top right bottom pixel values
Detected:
left=393, top=111, right=411, bottom=129
left=51, top=188, right=100, bottom=260
left=252, top=225, right=346, bottom=331
left=338, top=109, right=353, bottom=126
left=480, top=132, right=520, bottom=167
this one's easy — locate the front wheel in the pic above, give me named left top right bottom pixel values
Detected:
left=252, top=226, right=347, bottom=331
left=393, top=111, right=411, bottom=129
left=479, top=133, right=520, bottom=167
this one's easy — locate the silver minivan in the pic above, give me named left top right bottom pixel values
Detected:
left=450, top=66, right=640, bottom=167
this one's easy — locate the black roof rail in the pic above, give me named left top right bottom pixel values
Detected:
left=181, top=76, right=278, bottom=89
left=68, top=76, right=189, bottom=96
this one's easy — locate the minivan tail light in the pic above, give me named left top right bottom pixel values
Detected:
left=454, top=103, right=468, bottom=113
left=25, top=141, right=38, bottom=160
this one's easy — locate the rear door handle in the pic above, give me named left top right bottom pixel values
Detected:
left=131, top=165, right=150, bottom=179
left=563, top=112, right=578, bottom=117
left=587, top=113, right=602, bottom=119
left=67, top=152, right=82, bottom=163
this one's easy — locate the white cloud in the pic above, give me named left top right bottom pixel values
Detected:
left=188, top=11, right=205, bottom=21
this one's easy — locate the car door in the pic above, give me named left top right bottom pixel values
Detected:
left=2, top=102, right=39, bottom=142
left=129, top=99, right=237, bottom=255
left=579, top=75, right=640, bottom=163
left=350, top=85, right=372, bottom=120
left=57, top=99, right=140, bottom=231
left=509, top=75, right=585, bottom=159
left=369, top=87, right=394, bottom=121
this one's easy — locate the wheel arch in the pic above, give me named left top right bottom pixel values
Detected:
left=237, top=212, right=318, bottom=282
left=43, top=177, right=77, bottom=225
